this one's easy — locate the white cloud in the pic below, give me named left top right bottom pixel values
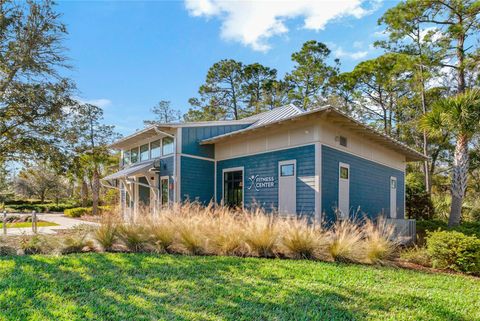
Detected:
left=75, top=97, right=112, bottom=108
left=185, top=0, right=378, bottom=52
left=328, top=43, right=369, bottom=60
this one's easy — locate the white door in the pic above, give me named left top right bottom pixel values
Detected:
left=338, top=163, right=350, bottom=219
left=390, top=177, right=397, bottom=218
left=278, top=160, right=296, bottom=215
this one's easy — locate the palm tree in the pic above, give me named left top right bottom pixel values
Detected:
left=421, top=89, right=480, bottom=226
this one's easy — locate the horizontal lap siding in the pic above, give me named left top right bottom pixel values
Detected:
left=216, top=145, right=315, bottom=216
left=181, top=125, right=250, bottom=158
left=180, top=156, right=215, bottom=204
left=321, top=145, right=405, bottom=222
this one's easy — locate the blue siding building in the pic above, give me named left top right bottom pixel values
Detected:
left=104, top=105, right=425, bottom=224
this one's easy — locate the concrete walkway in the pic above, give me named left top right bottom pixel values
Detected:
left=2, top=213, right=99, bottom=236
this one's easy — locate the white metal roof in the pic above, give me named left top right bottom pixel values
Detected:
left=201, top=106, right=427, bottom=162
left=243, top=104, right=304, bottom=128
left=102, top=160, right=155, bottom=181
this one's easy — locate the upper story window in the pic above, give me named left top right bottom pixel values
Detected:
left=162, top=136, right=174, bottom=155
left=339, top=136, right=348, bottom=147
left=130, top=147, right=139, bottom=163
left=123, top=150, right=131, bottom=166
left=140, top=144, right=149, bottom=161
left=150, top=140, right=161, bottom=158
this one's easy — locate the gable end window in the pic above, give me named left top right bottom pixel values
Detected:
left=339, top=136, right=348, bottom=147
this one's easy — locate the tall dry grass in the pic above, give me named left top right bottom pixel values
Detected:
left=93, top=203, right=399, bottom=265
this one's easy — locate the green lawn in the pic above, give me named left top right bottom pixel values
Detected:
left=0, top=221, right=58, bottom=229
left=0, top=254, right=478, bottom=321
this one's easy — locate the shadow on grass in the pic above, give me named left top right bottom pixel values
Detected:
left=0, top=253, right=476, bottom=321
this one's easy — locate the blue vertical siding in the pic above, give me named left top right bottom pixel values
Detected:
left=180, top=156, right=215, bottom=204
left=216, top=145, right=316, bottom=216
left=157, top=156, right=174, bottom=202
left=321, top=145, right=405, bottom=222
left=181, top=125, right=250, bottom=158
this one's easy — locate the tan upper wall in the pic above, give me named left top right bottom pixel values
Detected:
left=215, top=118, right=406, bottom=171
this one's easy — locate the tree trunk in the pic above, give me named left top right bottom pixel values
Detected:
left=449, top=134, right=469, bottom=226
left=81, top=179, right=89, bottom=207
left=92, top=167, right=100, bottom=216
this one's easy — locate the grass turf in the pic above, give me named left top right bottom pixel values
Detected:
left=0, top=253, right=478, bottom=321
left=0, top=221, right=58, bottom=229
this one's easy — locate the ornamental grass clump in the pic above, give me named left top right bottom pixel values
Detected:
left=207, top=208, right=247, bottom=256
left=362, top=218, right=398, bottom=264
left=146, top=213, right=176, bottom=253
left=93, top=215, right=118, bottom=252
left=173, top=204, right=210, bottom=255
left=244, top=210, right=279, bottom=257
left=60, top=225, right=95, bottom=254
left=117, top=223, right=151, bottom=252
left=328, top=220, right=363, bottom=262
left=280, top=219, right=327, bottom=259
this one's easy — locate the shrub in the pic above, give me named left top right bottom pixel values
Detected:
left=328, top=220, right=363, bottom=262
left=405, top=173, right=434, bottom=220
left=426, top=230, right=480, bottom=274
left=19, top=235, right=57, bottom=255
left=400, top=246, right=431, bottom=267
left=244, top=211, right=279, bottom=258
left=64, top=206, right=112, bottom=218
left=60, top=225, right=95, bottom=254
left=280, top=219, right=326, bottom=259
left=362, top=218, right=397, bottom=264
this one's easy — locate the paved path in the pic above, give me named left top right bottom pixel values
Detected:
left=2, top=213, right=99, bottom=236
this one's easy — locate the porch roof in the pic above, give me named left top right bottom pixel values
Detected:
left=102, top=160, right=155, bottom=181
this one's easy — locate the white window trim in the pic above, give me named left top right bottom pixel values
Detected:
left=278, top=159, right=297, bottom=217
left=160, top=175, right=170, bottom=205
left=338, top=162, right=350, bottom=220
left=222, top=166, right=244, bottom=209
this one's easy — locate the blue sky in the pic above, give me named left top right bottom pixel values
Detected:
left=57, top=0, right=395, bottom=135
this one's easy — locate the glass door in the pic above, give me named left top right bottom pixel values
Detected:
left=223, top=170, right=243, bottom=208
left=160, top=177, right=169, bottom=205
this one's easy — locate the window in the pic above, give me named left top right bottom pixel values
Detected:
left=339, top=136, right=348, bottom=147
left=130, top=147, right=139, bottom=163
left=280, top=164, right=295, bottom=177
left=224, top=170, right=243, bottom=208
left=340, top=166, right=349, bottom=179
left=150, top=140, right=161, bottom=158
left=123, top=150, right=131, bottom=166
left=162, top=136, right=174, bottom=155
left=140, top=144, right=149, bottom=161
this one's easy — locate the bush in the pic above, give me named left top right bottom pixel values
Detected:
left=19, top=235, right=57, bottom=255
left=426, top=230, right=480, bottom=274
left=405, top=173, right=434, bottom=220
left=64, top=206, right=112, bottom=218
left=417, top=220, right=480, bottom=238
left=60, top=225, right=95, bottom=254
left=400, top=246, right=431, bottom=267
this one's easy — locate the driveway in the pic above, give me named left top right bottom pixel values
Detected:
left=1, top=213, right=99, bottom=236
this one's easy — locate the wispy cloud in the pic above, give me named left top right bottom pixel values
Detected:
left=328, top=43, right=369, bottom=60
left=184, top=0, right=379, bottom=52
left=75, top=97, right=112, bottom=108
